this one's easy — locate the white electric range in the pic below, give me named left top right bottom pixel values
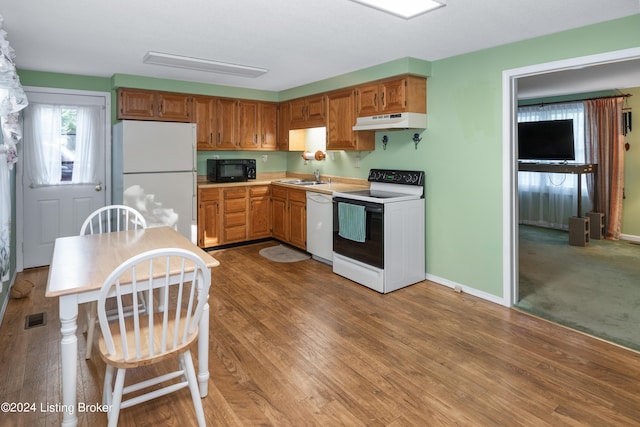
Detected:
left=332, top=169, right=426, bottom=293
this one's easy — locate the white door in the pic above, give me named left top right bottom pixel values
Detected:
left=20, top=89, right=110, bottom=268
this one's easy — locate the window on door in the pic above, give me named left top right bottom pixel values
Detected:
left=60, top=108, right=77, bottom=182
left=23, top=103, right=102, bottom=187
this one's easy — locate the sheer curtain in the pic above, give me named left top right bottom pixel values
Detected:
left=24, top=103, right=62, bottom=186
left=518, top=102, right=589, bottom=230
left=23, top=103, right=102, bottom=186
left=72, top=105, right=102, bottom=184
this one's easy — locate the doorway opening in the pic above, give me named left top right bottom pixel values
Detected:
left=503, top=47, right=640, bottom=305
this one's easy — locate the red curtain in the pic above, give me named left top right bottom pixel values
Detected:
left=584, top=97, right=625, bottom=239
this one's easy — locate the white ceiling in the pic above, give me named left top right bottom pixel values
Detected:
left=1, top=0, right=639, bottom=93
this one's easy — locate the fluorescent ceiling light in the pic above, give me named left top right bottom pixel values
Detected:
left=143, top=51, right=268, bottom=78
left=349, top=0, right=446, bottom=19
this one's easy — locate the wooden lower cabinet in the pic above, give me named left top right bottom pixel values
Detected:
left=249, top=186, right=271, bottom=240
left=198, top=184, right=273, bottom=248
left=198, top=184, right=303, bottom=249
left=222, top=187, right=248, bottom=244
left=271, top=186, right=306, bottom=250
left=197, top=187, right=221, bottom=248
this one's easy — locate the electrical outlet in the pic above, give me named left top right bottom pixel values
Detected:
left=354, top=156, right=360, bottom=168
left=212, top=155, right=219, bottom=160
left=262, top=155, right=268, bottom=163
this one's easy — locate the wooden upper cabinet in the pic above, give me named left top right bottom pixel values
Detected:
left=157, top=92, right=192, bottom=121
left=277, top=102, right=305, bottom=151
left=117, top=88, right=192, bottom=122
left=238, top=100, right=259, bottom=149
left=355, top=75, right=426, bottom=117
left=259, top=102, right=278, bottom=150
left=216, top=98, right=239, bottom=149
left=193, top=96, right=216, bottom=150
left=326, top=88, right=374, bottom=151
left=288, top=94, right=326, bottom=129
left=237, top=100, right=279, bottom=151
left=118, top=88, right=155, bottom=120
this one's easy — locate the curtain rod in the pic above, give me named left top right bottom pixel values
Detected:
left=520, top=93, right=632, bottom=108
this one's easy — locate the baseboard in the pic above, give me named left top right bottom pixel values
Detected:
left=425, top=273, right=507, bottom=307
left=0, top=271, right=17, bottom=328
left=620, top=233, right=640, bottom=243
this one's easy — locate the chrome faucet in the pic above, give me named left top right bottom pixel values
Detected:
left=314, top=169, right=320, bottom=182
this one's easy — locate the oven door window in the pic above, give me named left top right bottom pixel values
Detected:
left=333, top=198, right=384, bottom=269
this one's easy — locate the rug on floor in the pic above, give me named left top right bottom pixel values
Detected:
left=517, top=225, right=640, bottom=352
left=259, top=245, right=311, bottom=263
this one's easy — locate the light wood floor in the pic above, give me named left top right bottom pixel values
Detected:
left=2, top=240, right=640, bottom=426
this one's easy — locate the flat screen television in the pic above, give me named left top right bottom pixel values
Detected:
left=517, top=119, right=575, bottom=161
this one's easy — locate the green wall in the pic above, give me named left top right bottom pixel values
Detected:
left=621, top=86, right=640, bottom=237
left=424, top=14, right=640, bottom=296
left=12, top=13, right=640, bottom=303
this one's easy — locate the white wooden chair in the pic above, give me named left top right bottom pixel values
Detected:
left=81, top=205, right=147, bottom=359
left=97, top=248, right=209, bottom=427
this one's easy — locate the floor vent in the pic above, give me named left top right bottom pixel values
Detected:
left=24, top=312, right=47, bottom=329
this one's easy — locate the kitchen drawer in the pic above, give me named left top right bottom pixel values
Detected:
left=224, top=211, right=246, bottom=227
left=250, top=186, right=270, bottom=197
left=288, top=189, right=307, bottom=203
left=223, top=187, right=247, bottom=199
left=223, top=226, right=247, bottom=242
left=272, top=186, right=288, bottom=199
left=199, top=188, right=219, bottom=202
left=224, top=198, right=246, bottom=212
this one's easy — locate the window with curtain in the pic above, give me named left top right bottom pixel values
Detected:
left=23, top=103, right=101, bottom=186
left=517, top=102, right=591, bottom=230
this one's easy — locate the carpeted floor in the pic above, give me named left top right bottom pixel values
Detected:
left=517, top=225, right=640, bottom=352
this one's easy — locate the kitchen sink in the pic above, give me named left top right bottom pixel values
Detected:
left=279, top=179, right=326, bottom=186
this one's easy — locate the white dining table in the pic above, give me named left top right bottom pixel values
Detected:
left=45, top=226, right=219, bottom=427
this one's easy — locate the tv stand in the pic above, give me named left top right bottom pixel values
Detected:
left=517, top=162, right=597, bottom=217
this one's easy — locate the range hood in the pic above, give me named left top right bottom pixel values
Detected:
left=353, top=112, right=427, bottom=131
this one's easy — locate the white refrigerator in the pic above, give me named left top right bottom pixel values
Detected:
left=112, top=120, right=197, bottom=242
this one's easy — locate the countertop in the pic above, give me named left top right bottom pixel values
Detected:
left=197, top=173, right=369, bottom=195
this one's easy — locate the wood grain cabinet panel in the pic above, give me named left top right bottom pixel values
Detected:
left=193, top=96, right=217, bottom=150
left=222, top=187, right=248, bottom=244
left=117, top=88, right=192, bottom=122
left=355, top=76, right=426, bottom=117
left=271, top=186, right=306, bottom=250
left=326, top=89, right=374, bottom=151
left=249, top=186, right=271, bottom=240
left=288, top=94, right=326, bottom=129
left=197, top=187, right=220, bottom=248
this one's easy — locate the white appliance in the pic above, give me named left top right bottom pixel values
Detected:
left=112, top=121, right=197, bottom=242
left=332, top=169, right=425, bottom=293
left=306, top=191, right=333, bottom=265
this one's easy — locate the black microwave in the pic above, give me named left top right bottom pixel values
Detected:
left=207, top=158, right=256, bottom=183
